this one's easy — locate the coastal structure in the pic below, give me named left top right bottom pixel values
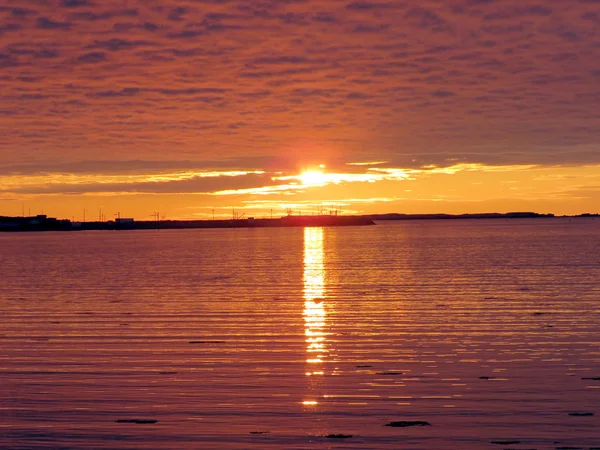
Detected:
left=0, top=214, right=375, bottom=232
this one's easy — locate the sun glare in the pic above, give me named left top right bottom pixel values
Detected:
left=300, top=170, right=328, bottom=186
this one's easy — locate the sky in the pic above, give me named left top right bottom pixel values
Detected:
left=1, top=0, right=599, bottom=220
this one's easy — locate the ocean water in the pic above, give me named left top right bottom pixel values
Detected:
left=1, top=218, right=599, bottom=449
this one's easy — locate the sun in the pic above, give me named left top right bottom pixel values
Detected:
left=300, top=170, right=328, bottom=186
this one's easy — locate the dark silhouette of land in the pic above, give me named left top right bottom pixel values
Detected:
left=0, top=212, right=597, bottom=232
left=0, top=214, right=374, bottom=232
left=371, top=212, right=560, bottom=220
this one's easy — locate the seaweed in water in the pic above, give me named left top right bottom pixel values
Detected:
left=385, top=421, right=431, bottom=427
left=115, top=419, right=157, bottom=424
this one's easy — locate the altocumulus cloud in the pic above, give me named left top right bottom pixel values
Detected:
left=0, top=0, right=599, bottom=175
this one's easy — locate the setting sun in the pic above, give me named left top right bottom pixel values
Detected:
left=300, top=170, right=328, bottom=186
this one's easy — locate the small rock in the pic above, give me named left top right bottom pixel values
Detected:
left=189, top=340, right=225, bottom=344
left=385, top=421, right=431, bottom=427
left=491, top=441, right=520, bottom=445
left=479, top=376, right=496, bottom=380
left=249, top=431, right=269, bottom=435
left=377, top=372, right=402, bottom=375
left=356, top=365, right=372, bottom=368
left=115, top=419, right=157, bottom=424
left=324, top=434, right=353, bottom=439
left=581, top=377, right=600, bottom=380
left=568, top=412, right=594, bottom=417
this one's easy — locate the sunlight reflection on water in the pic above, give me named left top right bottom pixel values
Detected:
left=303, top=227, right=327, bottom=405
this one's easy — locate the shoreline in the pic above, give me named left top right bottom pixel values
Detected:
left=0, top=212, right=597, bottom=232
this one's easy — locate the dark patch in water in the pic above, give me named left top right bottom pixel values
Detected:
left=385, top=421, right=431, bottom=427
left=491, top=441, right=521, bottom=445
left=479, top=376, right=496, bottom=380
left=249, top=431, right=269, bottom=435
left=532, top=312, right=545, bottom=316
left=325, top=434, right=353, bottom=438
left=50, top=321, right=60, bottom=324
left=356, top=365, right=372, bottom=368
left=115, top=419, right=157, bottom=424
left=158, top=371, right=178, bottom=375
left=189, top=340, right=225, bottom=344
left=377, top=372, right=402, bottom=375
left=555, top=447, right=583, bottom=450
left=581, top=377, right=600, bottom=380
left=568, top=412, right=593, bottom=416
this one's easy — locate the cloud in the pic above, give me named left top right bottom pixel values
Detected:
left=89, top=38, right=154, bottom=51
left=1, top=0, right=600, bottom=183
left=76, top=51, right=107, bottom=63
left=1, top=172, right=274, bottom=196
left=36, top=17, right=71, bottom=29
left=61, top=0, right=94, bottom=7
left=0, top=157, right=280, bottom=176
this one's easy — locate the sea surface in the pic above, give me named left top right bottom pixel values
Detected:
left=1, top=218, right=599, bottom=449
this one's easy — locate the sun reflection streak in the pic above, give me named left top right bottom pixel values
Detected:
left=302, top=227, right=327, bottom=406
left=303, top=227, right=327, bottom=390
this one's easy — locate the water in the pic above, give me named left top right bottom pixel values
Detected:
left=1, top=219, right=599, bottom=449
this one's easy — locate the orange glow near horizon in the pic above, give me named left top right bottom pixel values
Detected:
left=2, top=163, right=600, bottom=220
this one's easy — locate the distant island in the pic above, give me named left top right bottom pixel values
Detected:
left=0, top=212, right=597, bottom=232
left=372, top=212, right=562, bottom=220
